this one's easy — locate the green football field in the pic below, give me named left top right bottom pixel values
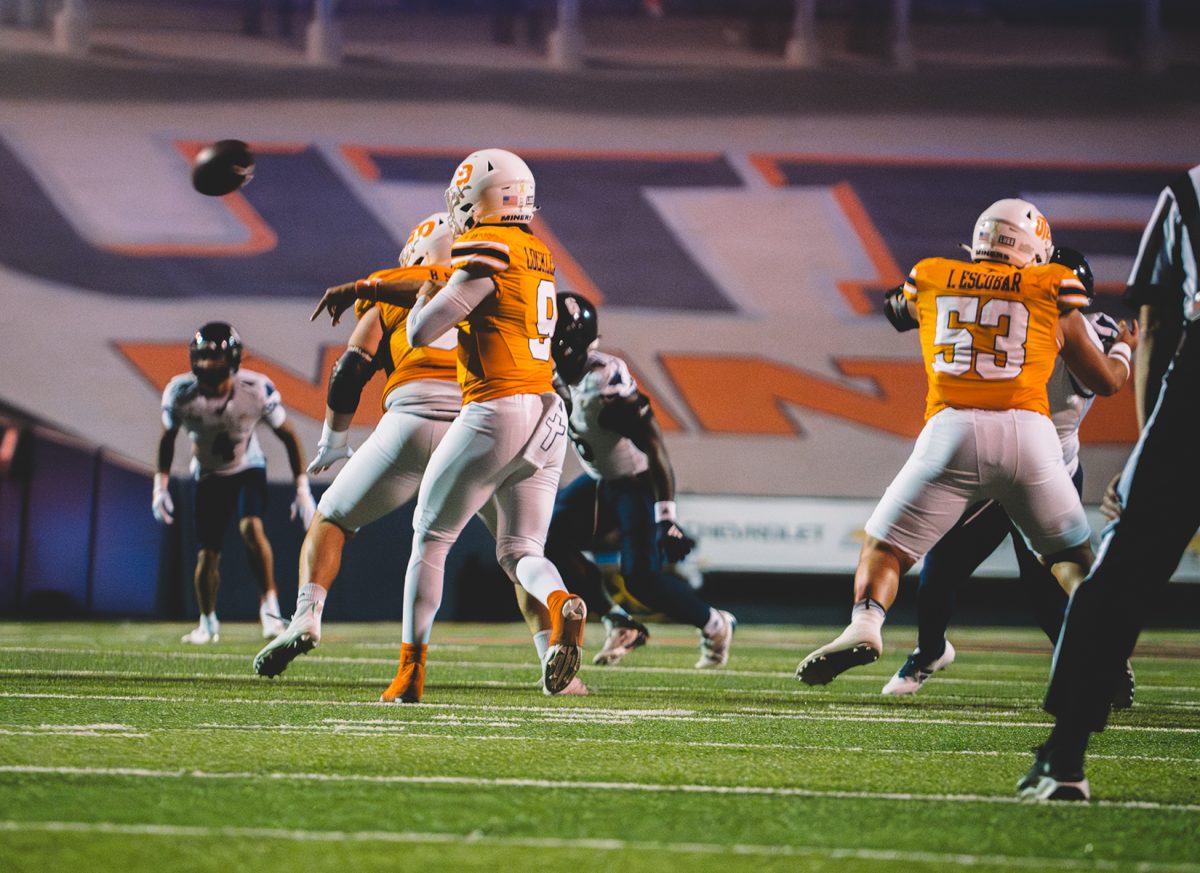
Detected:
left=0, top=620, right=1197, bottom=873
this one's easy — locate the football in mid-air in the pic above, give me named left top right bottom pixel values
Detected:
left=191, top=139, right=255, bottom=197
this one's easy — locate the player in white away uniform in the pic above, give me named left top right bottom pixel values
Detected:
left=311, top=149, right=584, bottom=701
left=547, top=292, right=735, bottom=668
left=155, top=322, right=315, bottom=644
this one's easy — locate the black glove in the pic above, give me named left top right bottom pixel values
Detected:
left=656, top=520, right=696, bottom=563
left=883, top=284, right=918, bottom=332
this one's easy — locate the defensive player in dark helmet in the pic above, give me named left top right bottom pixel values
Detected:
left=155, top=321, right=316, bottom=644
left=547, top=292, right=735, bottom=668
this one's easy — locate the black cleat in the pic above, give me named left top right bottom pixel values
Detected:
left=1017, top=747, right=1090, bottom=801
left=1111, top=660, right=1136, bottom=711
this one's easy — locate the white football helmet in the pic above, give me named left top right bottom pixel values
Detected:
left=444, top=148, right=537, bottom=235
left=398, top=211, right=453, bottom=267
left=971, top=198, right=1053, bottom=267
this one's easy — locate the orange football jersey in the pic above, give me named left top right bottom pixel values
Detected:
left=449, top=223, right=557, bottom=404
left=902, top=257, right=1089, bottom=419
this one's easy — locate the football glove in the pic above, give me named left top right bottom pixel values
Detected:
left=151, top=473, right=174, bottom=525
left=307, top=423, right=354, bottom=475
left=291, top=478, right=317, bottom=529
left=656, top=520, right=696, bottom=563
left=883, top=285, right=918, bottom=332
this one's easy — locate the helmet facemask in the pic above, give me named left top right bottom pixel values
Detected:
left=189, top=322, right=242, bottom=388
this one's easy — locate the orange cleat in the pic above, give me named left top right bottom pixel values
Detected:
left=380, top=642, right=427, bottom=703
left=543, top=590, right=587, bottom=695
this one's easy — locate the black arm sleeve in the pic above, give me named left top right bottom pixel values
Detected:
left=327, top=347, right=379, bottom=415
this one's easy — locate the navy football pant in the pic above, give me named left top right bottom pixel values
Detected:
left=546, top=473, right=711, bottom=628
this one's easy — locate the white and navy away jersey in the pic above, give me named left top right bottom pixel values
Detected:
left=161, top=368, right=287, bottom=478
left=1048, top=313, right=1114, bottom=476
left=565, top=350, right=650, bottom=482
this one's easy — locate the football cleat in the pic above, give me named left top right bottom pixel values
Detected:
left=181, top=622, right=218, bottom=645
left=881, top=640, right=956, bottom=696
left=542, top=675, right=589, bottom=697
left=252, top=602, right=321, bottom=677
left=1017, top=748, right=1090, bottom=802
left=796, top=624, right=882, bottom=686
left=542, top=590, right=587, bottom=695
left=260, top=613, right=287, bottom=639
left=696, top=610, right=736, bottom=669
left=593, top=612, right=649, bottom=666
left=380, top=642, right=427, bottom=703
left=1111, top=660, right=1136, bottom=711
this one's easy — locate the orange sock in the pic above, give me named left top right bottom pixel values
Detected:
left=381, top=642, right=427, bottom=703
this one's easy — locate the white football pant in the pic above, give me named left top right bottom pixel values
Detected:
left=403, top=392, right=569, bottom=645
left=866, top=407, right=1091, bottom=562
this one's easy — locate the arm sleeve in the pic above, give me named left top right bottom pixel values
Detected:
left=902, top=264, right=919, bottom=301
left=407, top=271, right=494, bottom=347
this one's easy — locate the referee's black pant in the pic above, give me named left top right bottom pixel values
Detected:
left=1045, top=320, right=1200, bottom=732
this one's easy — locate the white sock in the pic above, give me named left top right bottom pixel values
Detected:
left=850, top=598, right=886, bottom=632
left=204, top=612, right=219, bottom=634
left=701, top=608, right=724, bottom=637
left=514, top=555, right=566, bottom=607
left=296, top=583, right=328, bottom=613
left=533, top=630, right=551, bottom=661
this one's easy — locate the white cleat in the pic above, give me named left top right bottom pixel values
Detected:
left=881, top=641, right=956, bottom=696
left=593, top=622, right=648, bottom=666
left=253, top=602, right=322, bottom=677
left=696, top=610, right=736, bottom=669
left=181, top=624, right=218, bottom=645
left=260, top=614, right=287, bottom=639
left=796, top=623, right=882, bottom=686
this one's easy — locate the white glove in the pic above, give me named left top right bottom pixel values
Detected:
left=290, top=475, right=317, bottom=529
left=151, top=472, right=174, bottom=525
left=306, top=423, right=354, bottom=474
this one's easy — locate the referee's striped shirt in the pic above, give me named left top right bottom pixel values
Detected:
left=1125, top=165, right=1200, bottom=322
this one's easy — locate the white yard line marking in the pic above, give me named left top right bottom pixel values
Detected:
left=2, top=691, right=1198, bottom=734
left=2, top=646, right=1197, bottom=693
left=1, top=766, right=1197, bottom=814
left=1, top=820, right=1196, bottom=871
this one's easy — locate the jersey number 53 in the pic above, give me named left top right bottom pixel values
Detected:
left=932, top=295, right=1029, bottom=381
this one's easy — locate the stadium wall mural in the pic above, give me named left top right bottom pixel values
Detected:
left=2, top=101, right=1198, bottom=591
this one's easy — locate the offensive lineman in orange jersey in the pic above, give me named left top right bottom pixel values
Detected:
left=254, top=213, right=462, bottom=677
left=797, top=198, right=1137, bottom=686
left=311, top=149, right=583, bottom=700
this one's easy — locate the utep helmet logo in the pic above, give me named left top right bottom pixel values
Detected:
left=455, top=163, right=474, bottom=188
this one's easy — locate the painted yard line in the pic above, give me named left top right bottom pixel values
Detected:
left=4, top=691, right=1199, bottom=734
left=14, top=719, right=1184, bottom=765
left=2, top=766, right=1198, bottom=814
left=2, top=821, right=1196, bottom=871
left=7, top=665, right=1200, bottom=708
left=3, top=646, right=1197, bottom=691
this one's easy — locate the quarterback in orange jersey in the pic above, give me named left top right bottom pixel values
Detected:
left=797, top=198, right=1139, bottom=687
left=314, top=149, right=582, bottom=701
